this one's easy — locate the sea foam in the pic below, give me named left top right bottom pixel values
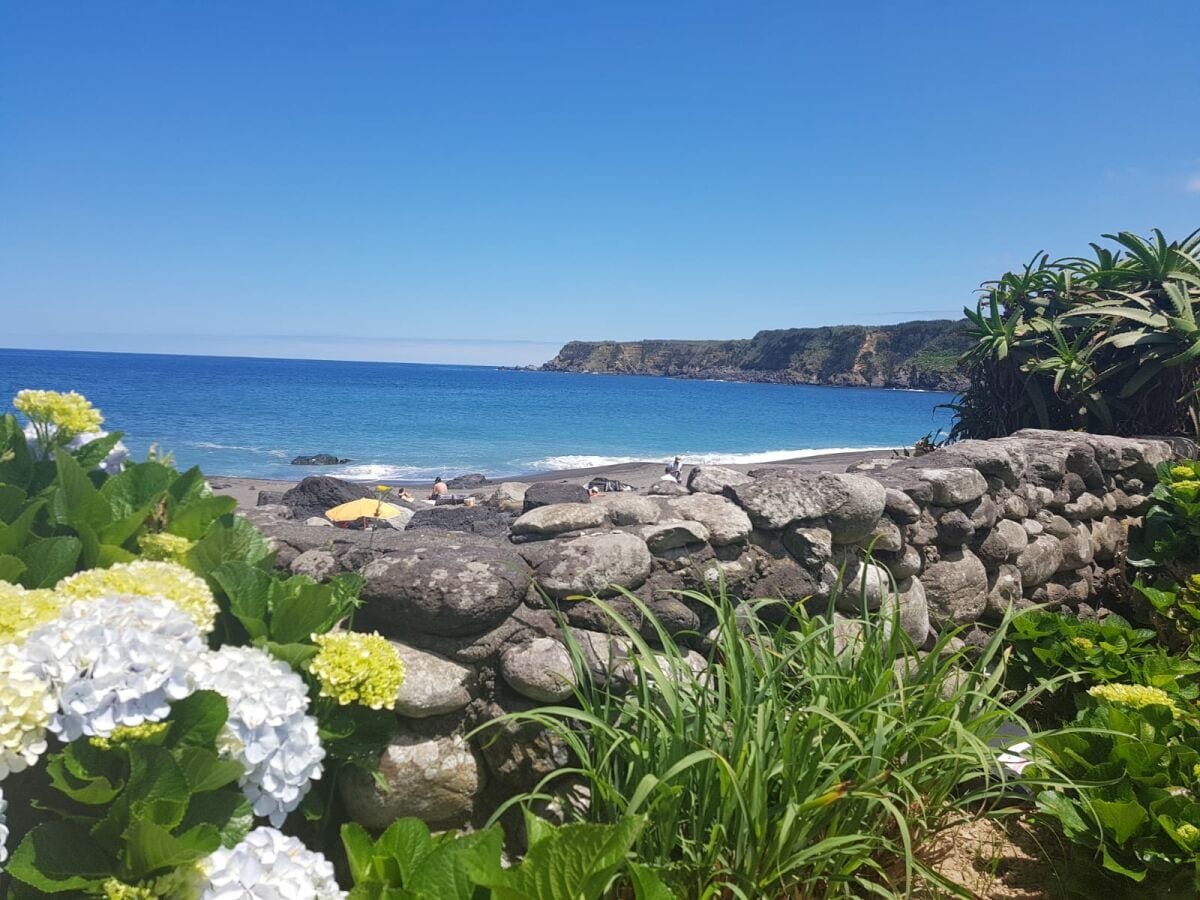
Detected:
left=526, top=447, right=895, bottom=471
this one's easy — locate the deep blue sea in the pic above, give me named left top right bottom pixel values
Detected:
left=0, top=348, right=957, bottom=481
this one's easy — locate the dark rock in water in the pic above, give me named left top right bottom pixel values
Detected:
left=257, top=490, right=286, bottom=506
left=406, top=505, right=513, bottom=537
left=291, top=454, right=351, bottom=466
left=282, top=476, right=373, bottom=520
left=522, top=482, right=589, bottom=512
left=446, top=473, right=490, bottom=489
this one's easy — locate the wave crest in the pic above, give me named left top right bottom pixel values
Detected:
left=526, top=446, right=894, bottom=471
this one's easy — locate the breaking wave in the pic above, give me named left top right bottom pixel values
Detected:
left=525, top=447, right=895, bottom=471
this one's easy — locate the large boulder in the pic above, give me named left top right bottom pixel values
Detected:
left=500, top=638, right=577, bottom=702
left=341, top=733, right=482, bottom=829
left=686, top=464, right=753, bottom=494
left=406, top=505, right=511, bottom=537
left=446, top=473, right=489, bottom=489
left=913, top=468, right=988, bottom=506
left=730, top=471, right=849, bottom=530
left=359, top=533, right=531, bottom=636
left=921, top=549, right=988, bottom=628
left=523, top=482, right=589, bottom=512
left=825, top=475, right=887, bottom=544
left=519, top=532, right=652, bottom=598
left=1015, top=535, right=1064, bottom=588
left=666, top=493, right=752, bottom=545
left=728, top=472, right=883, bottom=542
left=511, top=503, right=608, bottom=537
left=281, top=476, right=373, bottom=519
left=591, top=494, right=661, bottom=526
left=289, top=549, right=337, bottom=581
left=390, top=641, right=474, bottom=717
left=488, top=482, right=529, bottom=513
left=641, top=520, right=710, bottom=553
left=833, top=558, right=893, bottom=613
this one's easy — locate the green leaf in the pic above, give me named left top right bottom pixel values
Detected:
left=6, top=821, right=114, bottom=893
left=178, top=790, right=254, bottom=847
left=124, top=819, right=220, bottom=879
left=167, top=466, right=209, bottom=505
left=265, top=640, right=319, bottom=670
left=188, top=516, right=270, bottom=578
left=177, top=746, right=245, bottom=794
left=267, top=578, right=342, bottom=644
left=124, top=744, right=191, bottom=829
left=0, top=499, right=43, bottom=555
left=211, top=561, right=273, bottom=640
left=1092, top=798, right=1149, bottom=845
left=374, top=817, right=435, bottom=885
left=52, top=449, right=112, bottom=531
left=168, top=495, right=237, bottom=540
left=0, top=483, right=28, bottom=523
left=505, top=817, right=644, bottom=900
left=166, top=690, right=230, bottom=750
left=100, top=461, right=175, bottom=520
left=628, top=862, right=677, bottom=900
left=0, top=552, right=26, bottom=581
left=71, top=432, right=124, bottom=472
left=342, top=822, right=378, bottom=885
left=98, top=501, right=158, bottom=547
left=18, top=535, right=82, bottom=588
left=46, top=748, right=123, bottom=806
left=406, top=827, right=503, bottom=900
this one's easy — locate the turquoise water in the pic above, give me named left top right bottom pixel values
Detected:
left=0, top=348, right=956, bottom=481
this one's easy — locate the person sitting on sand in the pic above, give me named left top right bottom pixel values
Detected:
left=666, top=456, right=683, bottom=483
left=430, top=477, right=448, bottom=500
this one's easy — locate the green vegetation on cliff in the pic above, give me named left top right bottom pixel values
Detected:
left=541, top=319, right=970, bottom=391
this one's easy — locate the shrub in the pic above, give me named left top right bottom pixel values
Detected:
left=950, top=228, right=1200, bottom=440
left=496, top=589, right=1040, bottom=899
left=1006, top=609, right=1200, bottom=709
left=1031, top=685, right=1200, bottom=887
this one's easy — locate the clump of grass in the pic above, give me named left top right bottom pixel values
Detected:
left=498, top=587, right=1052, bottom=899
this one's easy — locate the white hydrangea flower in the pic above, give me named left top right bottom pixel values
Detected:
left=56, top=560, right=218, bottom=635
left=0, top=785, right=9, bottom=867
left=0, top=643, right=56, bottom=780
left=22, top=595, right=204, bottom=741
left=199, top=826, right=343, bottom=899
left=194, top=646, right=324, bottom=827
left=22, top=423, right=128, bottom=475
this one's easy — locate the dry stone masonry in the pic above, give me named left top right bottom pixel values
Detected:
left=243, top=429, right=1180, bottom=832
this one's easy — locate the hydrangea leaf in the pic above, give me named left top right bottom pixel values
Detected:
left=17, top=535, right=81, bottom=588
left=124, top=819, right=220, bottom=880
left=72, top=432, right=125, bottom=473
left=187, top=516, right=270, bottom=579
left=166, top=690, right=229, bottom=750
left=100, top=461, right=175, bottom=520
left=167, top=495, right=237, bottom=540
left=177, top=746, right=245, bottom=795
left=211, top=560, right=272, bottom=639
left=6, top=821, right=113, bottom=893
left=0, top=552, right=26, bottom=582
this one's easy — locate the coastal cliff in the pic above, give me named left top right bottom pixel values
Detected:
left=542, top=320, right=971, bottom=391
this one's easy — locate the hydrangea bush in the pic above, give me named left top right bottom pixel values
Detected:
left=0, top=390, right=402, bottom=895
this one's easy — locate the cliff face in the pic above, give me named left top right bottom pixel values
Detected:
left=542, top=320, right=971, bottom=391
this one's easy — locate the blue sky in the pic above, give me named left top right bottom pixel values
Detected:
left=2, top=2, right=1198, bottom=366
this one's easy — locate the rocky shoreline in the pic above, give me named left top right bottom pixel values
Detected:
left=227, top=429, right=1181, bottom=831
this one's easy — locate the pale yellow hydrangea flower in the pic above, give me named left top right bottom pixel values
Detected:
left=13, top=389, right=103, bottom=436
left=102, top=866, right=203, bottom=900
left=1171, top=465, right=1196, bottom=480
left=0, top=582, right=63, bottom=645
left=0, top=642, right=56, bottom=779
left=1070, top=636, right=1094, bottom=651
left=56, top=561, right=218, bottom=634
left=137, top=532, right=196, bottom=564
left=309, top=631, right=405, bottom=710
left=1088, top=683, right=1180, bottom=716
left=89, top=721, right=170, bottom=751
left=1171, top=480, right=1200, bottom=501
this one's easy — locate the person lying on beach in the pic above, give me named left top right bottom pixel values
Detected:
left=430, top=477, right=448, bottom=500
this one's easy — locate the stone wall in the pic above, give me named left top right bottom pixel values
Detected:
left=244, top=428, right=1183, bottom=832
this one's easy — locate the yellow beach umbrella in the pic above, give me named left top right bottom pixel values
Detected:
left=325, top=498, right=404, bottom=522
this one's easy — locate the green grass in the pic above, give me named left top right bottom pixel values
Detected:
left=493, top=587, right=1055, bottom=899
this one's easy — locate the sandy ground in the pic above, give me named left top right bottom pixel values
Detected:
left=206, top=449, right=899, bottom=508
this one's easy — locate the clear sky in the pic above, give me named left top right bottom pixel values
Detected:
left=2, top=2, right=1198, bottom=365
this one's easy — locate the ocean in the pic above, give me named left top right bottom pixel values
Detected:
left=0, top=348, right=957, bottom=482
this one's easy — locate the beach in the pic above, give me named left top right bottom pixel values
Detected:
left=206, top=447, right=896, bottom=508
